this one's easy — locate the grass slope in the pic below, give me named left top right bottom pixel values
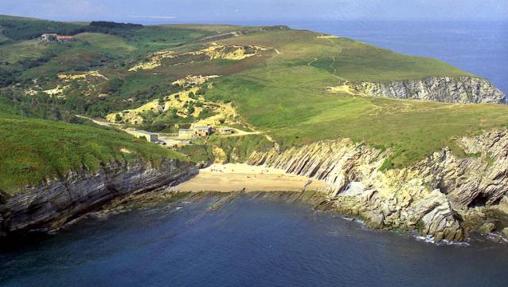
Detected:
left=0, top=113, right=184, bottom=194
left=206, top=65, right=508, bottom=167
left=218, top=29, right=470, bottom=81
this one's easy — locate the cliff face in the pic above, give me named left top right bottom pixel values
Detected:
left=249, top=130, right=508, bottom=241
left=0, top=159, right=197, bottom=236
left=346, top=77, right=506, bottom=104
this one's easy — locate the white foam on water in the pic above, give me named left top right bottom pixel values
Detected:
left=414, top=234, right=470, bottom=247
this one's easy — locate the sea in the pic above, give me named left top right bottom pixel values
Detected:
left=1, top=21, right=507, bottom=286
left=1, top=195, right=508, bottom=287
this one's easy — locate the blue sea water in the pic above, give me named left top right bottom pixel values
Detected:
left=287, top=21, right=508, bottom=96
left=1, top=195, right=508, bottom=287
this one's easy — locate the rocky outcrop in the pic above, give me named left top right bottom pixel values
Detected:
left=346, top=77, right=506, bottom=104
left=249, top=130, right=508, bottom=241
left=0, top=159, right=197, bottom=236
left=418, top=130, right=508, bottom=210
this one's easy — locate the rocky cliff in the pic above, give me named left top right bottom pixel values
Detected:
left=0, top=159, right=197, bottom=236
left=248, top=129, right=508, bottom=241
left=345, top=77, right=506, bottom=104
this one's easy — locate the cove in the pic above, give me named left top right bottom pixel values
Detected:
left=1, top=194, right=507, bottom=287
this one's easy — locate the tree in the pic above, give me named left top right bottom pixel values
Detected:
left=187, top=102, right=195, bottom=115
left=102, top=78, right=124, bottom=95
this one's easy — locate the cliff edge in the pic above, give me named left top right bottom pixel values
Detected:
left=249, top=129, right=508, bottom=241
left=341, top=76, right=506, bottom=103
left=0, top=159, right=197, bottom=236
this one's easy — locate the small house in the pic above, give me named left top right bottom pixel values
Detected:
left=126, top=128, right=159, bottom=143
left=41, top=33, right=58, bottom=42
left=144, top=133, right=159, bottom=143
left=40, top=34, right=75, bottom=43
left=193, top=126, right=213, bottom=137
left=56, top=35, right=75, bottom=42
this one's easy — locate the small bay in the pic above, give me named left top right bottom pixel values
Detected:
left=1, top=195, right=507, bottom=287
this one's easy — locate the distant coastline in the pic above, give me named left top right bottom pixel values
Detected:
left=288, top=20, right=508, bottom=96
left=114, top=18, right=508, bottom=96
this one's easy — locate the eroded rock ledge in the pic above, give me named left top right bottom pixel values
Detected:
left=0, top=159, right=197, bottom=236
left=248, top=129, right=508, bottom=241
left=344, top=77, right=506, bottom=104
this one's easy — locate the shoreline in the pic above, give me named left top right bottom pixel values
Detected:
left=172, top=163, right=328, bottom=193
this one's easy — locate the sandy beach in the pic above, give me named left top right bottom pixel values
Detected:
left=173, top=164, right=328, bottom=193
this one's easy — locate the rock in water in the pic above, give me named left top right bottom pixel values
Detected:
left=502, top=227, right=508, bottom=238
left=479, top=223, right=496, bottom=234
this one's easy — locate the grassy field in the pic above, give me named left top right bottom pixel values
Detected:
left=0, top=114, right=185, bottom=194
left=205, top=65, right=508, bottom=167
left=219, top=29, right=471, bottom=81
left=0, top=39, right=51, bottom=64
left=74, top=33, right=137, bottom=53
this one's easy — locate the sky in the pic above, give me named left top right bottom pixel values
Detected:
left=0, top=0, right=507, bottom=24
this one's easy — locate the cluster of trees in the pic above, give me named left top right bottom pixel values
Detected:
left=0, top=18, right=83, bottom=41
left=88, top=21, right=143, bottom=34
left=1, top=79, right=218, bottom=135
left=0, top=18, right=145, bottom=42
left=0, top=68, right=16, bottom=87
left=0, top=50, right=59, bottom=87
left=140, top=108, right=185, bottom=133
left=0, top=70, right=183, bottom=123
left=0, top=88, right=78, bottom=122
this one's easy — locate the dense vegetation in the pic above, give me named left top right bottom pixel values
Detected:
left=0, top=15, right=84, bottom=41
left=0, top=16, right=144, bottom=41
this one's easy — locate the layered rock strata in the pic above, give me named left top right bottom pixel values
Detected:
left=346, top=77, right=506, bottom=104
left=249, top=130, right=508, bottom=241
left=0, top=159, right=197, bottom=236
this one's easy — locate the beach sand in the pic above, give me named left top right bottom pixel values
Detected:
left=173, top=164, right=328, bottom=193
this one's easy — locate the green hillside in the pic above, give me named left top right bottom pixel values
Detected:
left=0, top=116, right=185, bottom=194
left=0, top=16, right=507, bottom=191
left=218, top=29, right=470, bottom=81
left=0, top=102, right=184, bottom=194
left=205, top=65, right=508, bottom=167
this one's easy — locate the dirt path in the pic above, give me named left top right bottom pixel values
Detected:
left=77, top=115, right=181, bottom=146
left=78, top=114, right=277, bottom=149
left=221, top=127, right=262, bottom=137
left=307, top=57, right=318, bottom=66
